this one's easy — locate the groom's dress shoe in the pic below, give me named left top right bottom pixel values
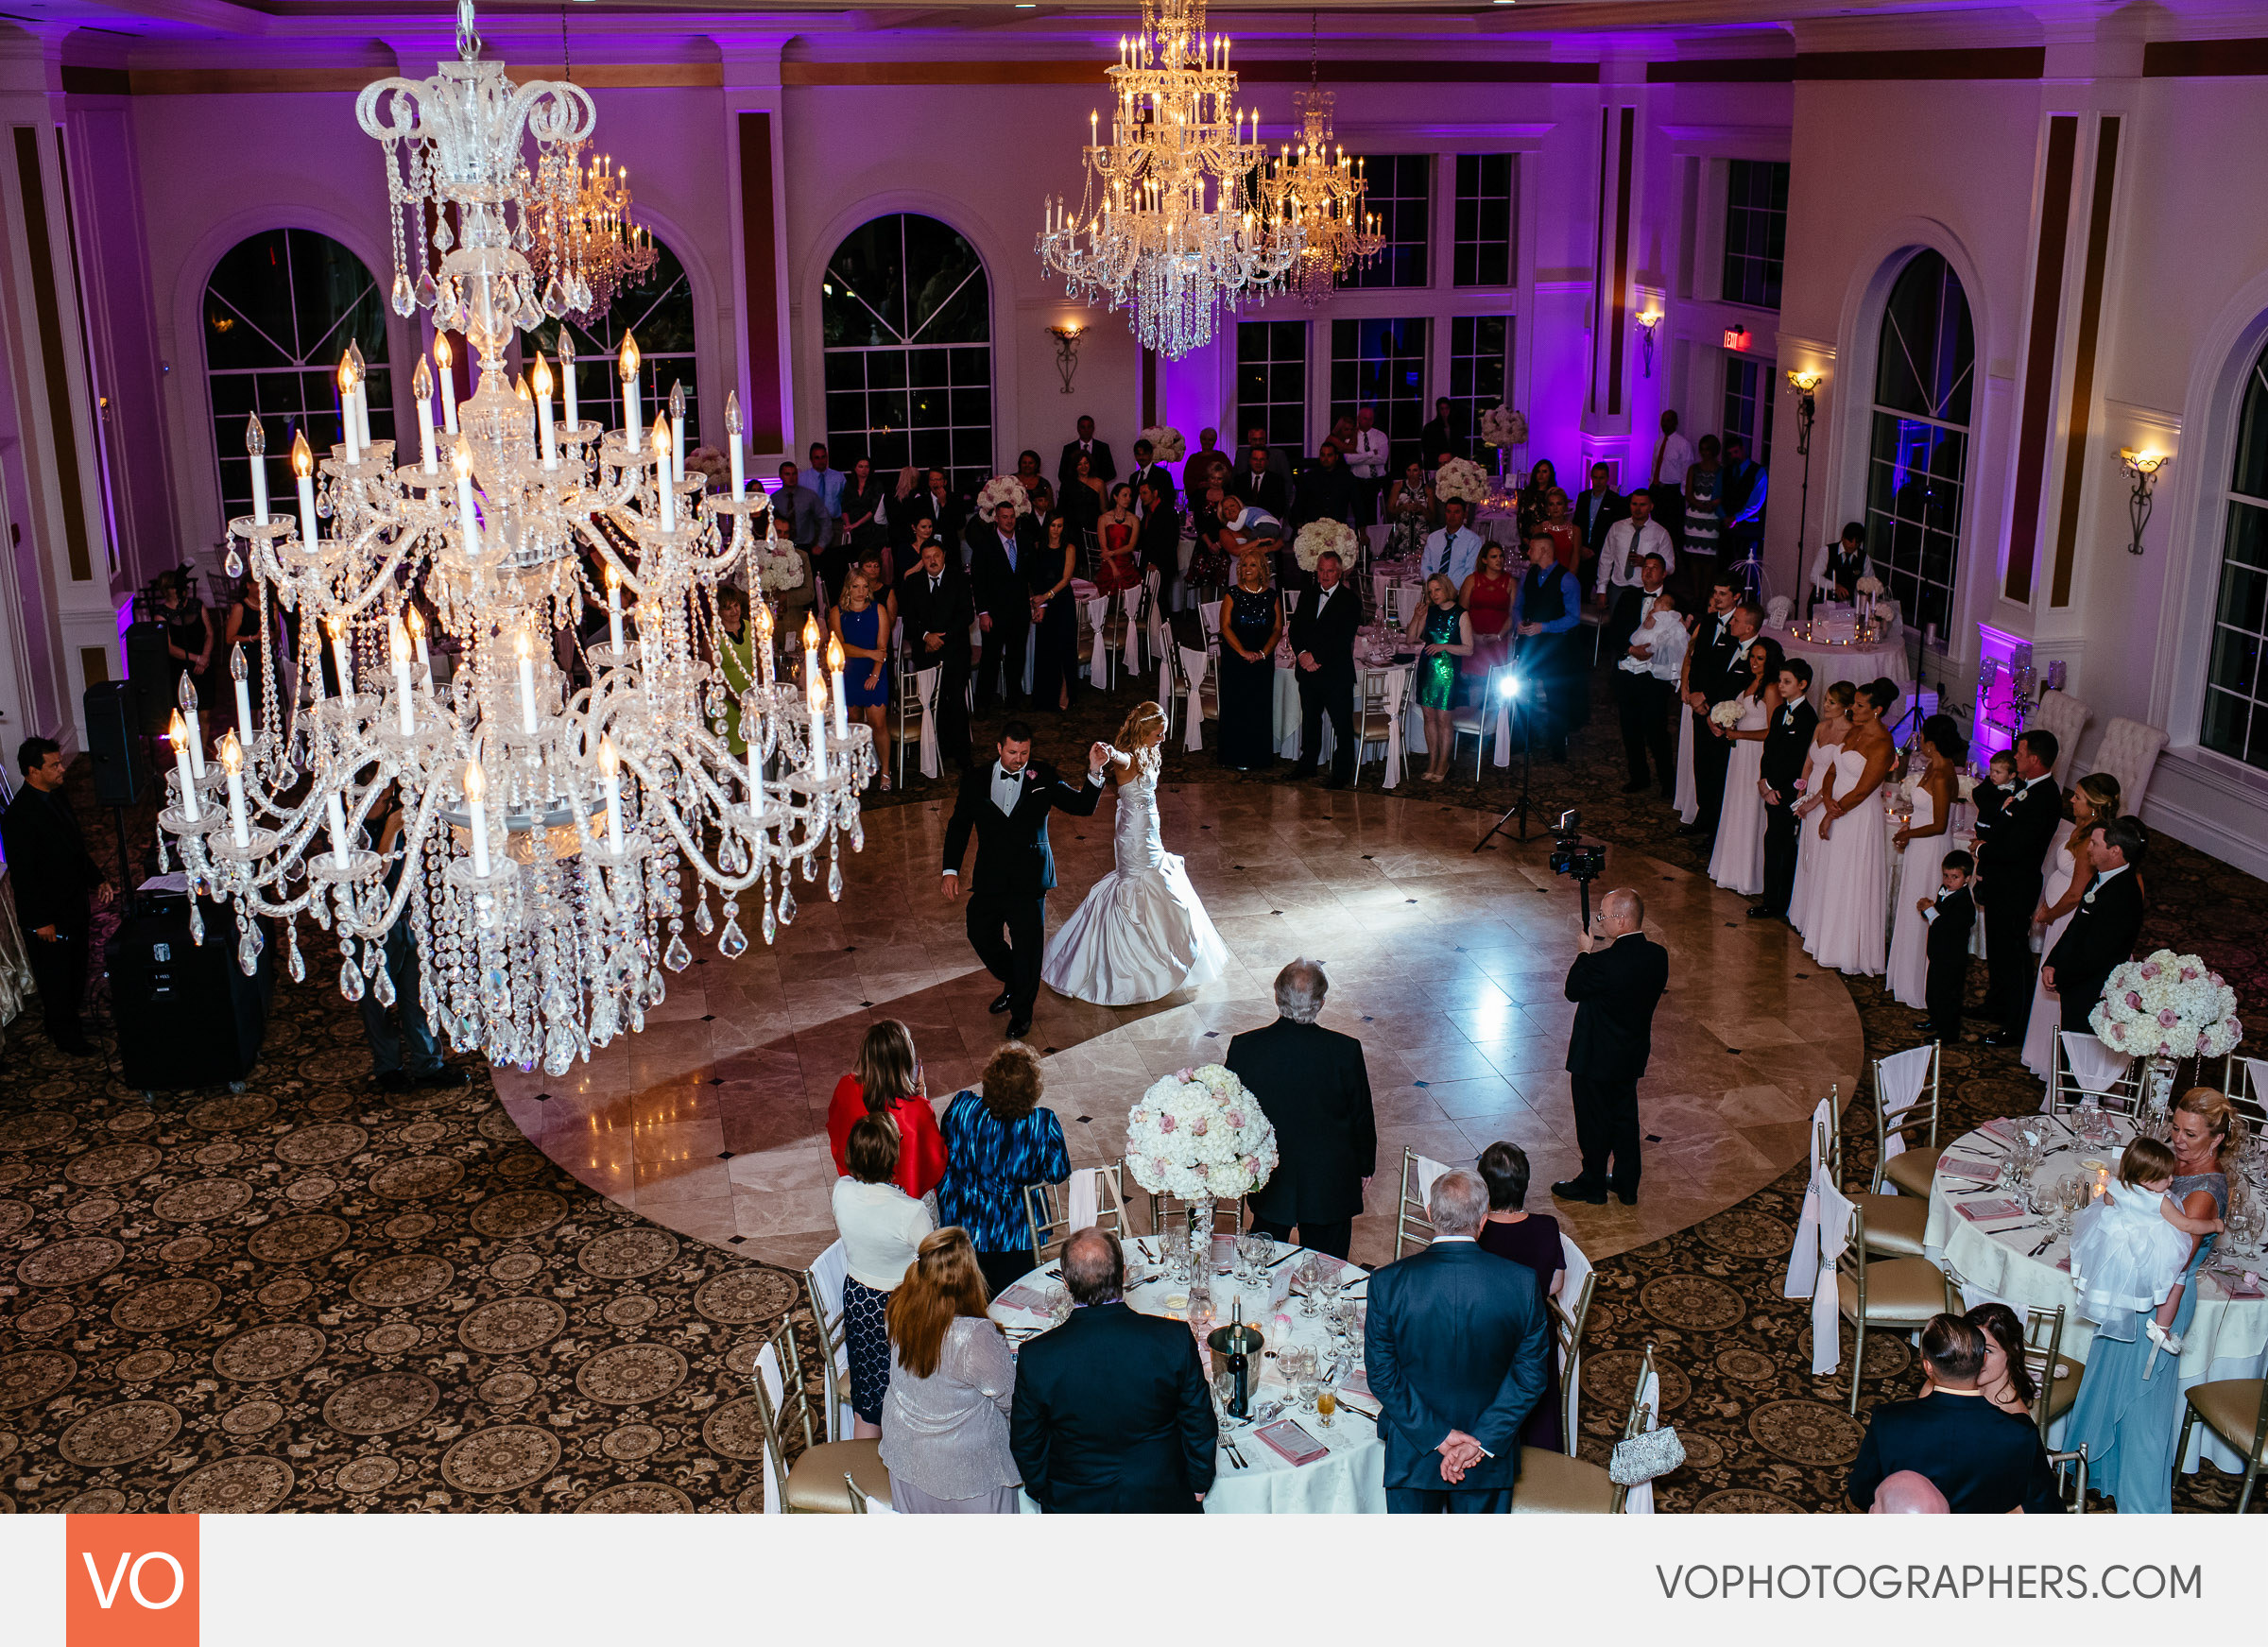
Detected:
left=1007, top=1015, right=1033, bottom=1039
left=988, top=991, right=1014, bottom=1015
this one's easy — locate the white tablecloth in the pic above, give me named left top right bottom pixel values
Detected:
left=1271, top=661, right=1428, bottom=764
left=1921, top=1113, right=2268, bottom=1470
left=0, top=867, right=33, bottom=1026
left=991, top=1241, right=1384, bottom=1514
left=1776, top=632, right=1913, bottom=697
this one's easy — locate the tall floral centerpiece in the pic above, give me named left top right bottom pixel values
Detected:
left=1125, top=1065, right=1279, bottom=1241
left=1435, top=455, right=1488, bottom=514
left=2090, top=950, right=2242, bottom=1113
left=975, top=475, right=1033, bottom=519
left=1292, top=517, right=1357, bottom=574
left=1479, top=404, right=1528, bottom=501
left=1139, top=425, right=1187, bottom=462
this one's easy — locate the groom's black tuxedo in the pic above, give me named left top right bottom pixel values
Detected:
left=943, top=756, right=1104, bottom=1026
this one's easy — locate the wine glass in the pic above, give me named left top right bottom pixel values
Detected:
left=1047, top=1282, right=1073, bottom=1327
left=1295, top=1368, right=1322, bottom=1414
left=1297, top=1256, right=1324, bottom=1316
left=1213, top=1366, right=1241, bottom=1427
left=1249, top=1232, right=1276, bottom=1276
left=1187, top=1288, right=1215, bottom=1343
left=1317, top=1264, right=1344, bottom=1315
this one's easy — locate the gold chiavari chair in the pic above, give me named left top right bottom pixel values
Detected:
left=1147, top=1190, right=1245, bottom=1240
left=2176, top=1374, right=2268, bottom=1513
left=749, top=1316, right=891, bottom=1512
left=1023, top=1160, right=1129, bottom=1267
left=2046, top=1031, right=2141, bottom=1118
left=2047, top=1445, right=2090, bottom=1512
left=1871, top=1045, right=1944, bottom=1200
left=1513, top=1339, right=1666, bottom=1514
left=1819, top=1097, right=1928, bottom=1259
left=1833, top=1197, right=1958, bottom=1413
left=1394, top=1145, right=1454, bottom=1259
left=2020, top=1304, right=2086, bottom=1438
left=1544, top=1272, right=1598, bottom=1456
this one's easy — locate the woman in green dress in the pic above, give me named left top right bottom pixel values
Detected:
left=1403, top=572, right=1473, bottom=783
left=712, top=584, right=760, bottom=757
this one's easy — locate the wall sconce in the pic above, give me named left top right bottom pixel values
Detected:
left=2119, top=448, right=2170, bottom=556
left=1786, top=369, right=1822, bottom=458
left=1635, top=303, right=1664, bottom=377
left=1047, top=324, right=1085, bottom=395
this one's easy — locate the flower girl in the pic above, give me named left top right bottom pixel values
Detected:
left=2070, top=1138, right=2225, bottom=1349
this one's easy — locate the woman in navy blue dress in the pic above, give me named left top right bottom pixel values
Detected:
left=1215, top=546, right=1282, bottom=772
left=936, top=1043, right=1072, bottom=1300
left=831, top=565, right=893, bottom=787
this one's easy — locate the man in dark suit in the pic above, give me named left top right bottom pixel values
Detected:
left=1848, top=1315, right=2067, bottom=1514
left=968, top=501, right=1037, bottom=714
left=901, top=466, right=968, bottom=564
left=1918, top=849, right=1977, bottom=1038
left=1572, top=461, right=1629, bottom=557
left=1605, top=553, right=1679, bottom=796
left=1057, top=414, right=1116, bottom=495
left=1226, top=959, right=1375, bottom=1261
left=1418, top=396, right=1463, bottom=466
left=940, top=723, right=1107, bottom=1039
left=2043, top=815, right=2148, bottom=1035
left=1290, top=440, right=1358, bottom=531
left=1137, top=478, right=1181, bottom=597
left=1228, top=443, right=1289, bottom=521
left=1554, top=887, right=1670, bottom=1207
left=1125, top=437, right=1175, bottom=520
left=1675, top=579, right=1754, bottom=839
left=1288, top=551, right=1362, bottom=788
left=1751, top=658, right=1819, bottom=920
left=896, top=533, right=975, bottom=768
left=1977, top=729, right=2066, bottom=1046
left=1365, top=1170, right=1552, bottom=1513
left=1010, top=1227, right=1216, bottom=1513
left=1, top=737, right=111, bottom=1055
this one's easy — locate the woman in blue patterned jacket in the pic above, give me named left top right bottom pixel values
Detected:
left=936, top=1043, right=1071, bottom=1300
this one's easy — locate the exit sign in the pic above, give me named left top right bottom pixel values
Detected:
left=1723, top=327, right=1752, bottom=352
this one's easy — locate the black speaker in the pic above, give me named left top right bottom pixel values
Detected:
left=106, top=895, right=271, bottom=1091
left=83, top=678, right=148, bottom=806
left=123, top=620, right=174, bottom=734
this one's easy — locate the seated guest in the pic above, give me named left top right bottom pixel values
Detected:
left=936, top=1042, right=1072, bottom=1300
left=1959, top=1302, right=2039, bottom=1420
left=1870, top=1471, right=1950, bottom=1514
left=828, top=1020, right=946, bottom=1201
left=881, top=1227, right=1022, bottom=1513
left=832, top=1116, right=935, bottom=1439
left=1847, top=1314, right=2067, bottom=1514
left=1010, top=1227, right=1217, bottom=1512
left=1474, top=1141, right=1566, bottom=1453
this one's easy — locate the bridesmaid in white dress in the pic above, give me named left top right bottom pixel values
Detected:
left=1786, top=680, right=1854, bottom=937
left=1885, top=715, right=1965, bottom=1010
left=1708, top=637, right=1784, bottom=898
left=2020, top=772, right=2121, bottom=1075
left=1803, top=678, right=1900, bottom=976
left=1041, top=701, right=1230, bottom=1006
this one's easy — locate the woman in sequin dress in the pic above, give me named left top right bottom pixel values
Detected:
left=1405, top=572, right=1474, bottom=783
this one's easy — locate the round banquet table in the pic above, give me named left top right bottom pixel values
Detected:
left=1920, top=1112, right=2268, bottom=1471
left=988, top=1238, right=1386, bottom=1514
left=1776, top=630, right=1913, bottom=697
left=1271, top=659, right=1422, bottom=762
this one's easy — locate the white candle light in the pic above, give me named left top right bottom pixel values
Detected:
left=328, top=615, right=352, bottom=700
left=245, top=414, right=269, bottom=524
left=606, top=566, right=625, bottom=653
left=532, top=352, right=557, bottom=470
left=516, top=626, right=540, bottom=732
left=292, top=431, right=318, bottom=547
left=464, top=759, right=491, bottom=877
left=801, top=613, right=820, bottom=690
left=755, top=601, right=774, bottom=687
left=746, top=716, right=764, bottom=815
left=349, top=341, right=370, bottom=449
left=726, top=390, right=745, bottom=501
left=337, top=354, right=361, bottom=465
left=325, top=790, right=351, bottom=866
left=826, top=632, right=850, bottom=738
left=619, top=333, right=642, bottom=451
left=413, top=356, right=438, bottom=473
left=560, top=331, right=578, bottom=429
left=167, top=710, right=200, bottom=821
left=230, top=644, right=254, bottom=744
left=808, top=677, right=829, bottom=781
left=668, top=381, right=686, bottom=484
left=654, top=414, right=676, bottom=531
left=221, top=731, right=249, bottom=849
left=598, top=732, right=624, bottom=852
left=389, top=616, right=415, bottom=733
left=434, top=332, right=458, bottom=434
left=407, top=606, right=432, bottom=688
left=454, top=437, right=480, bottom=555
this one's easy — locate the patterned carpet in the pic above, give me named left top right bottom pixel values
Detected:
left=0, top=645, right=2254, bottom=1512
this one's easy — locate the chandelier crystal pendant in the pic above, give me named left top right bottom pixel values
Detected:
left=160, top=1, right=872, bottom=1078
left=1034, top=0, right=1302, bottom=360
left=1258, top=34, right=1383, bottom=306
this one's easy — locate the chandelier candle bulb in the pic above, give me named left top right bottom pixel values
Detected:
left=808, top=677, right=828, bottom=781
left=620, top=334, right=642, bottom=450
left=434, top=333, right=457, bottom=434
left=231, top=645, right=254, bottom=744
left=559, top=333, right=578, bottom=428
left=725, top=391, right=744, bottom=499
left=826, top=633, right=850, bottom=738
left=167, top=711, right=200, bottom=821
left=325, top=790, right=351, bottom=867
left=349, top=341, right=371, bottom=448
left=389, top=617, right=415, bottom=733
left=516, top=628, right=540, bottom=732
left=464, top=761, right=491, bottom=878
left=668, top=382, right=686, bottom=483
left=328, top=616, right=352, bottom=700
left=654, top=415, right=676, bottom=531
left=746, top=719, right=764, bottom=815
left=606, top=566, right=625, bottom=652
left=245, top=415, right=269, bottom=523
left=337, top=355, right=361, bottom=465
left=221, top=732, right=249, bottom=849
left=407, top=606, right=431, bottom=687
left=532, top=352, right=557, bottom=469
left=454, top=437, right=480, bottom=553
left=801, top=613, right=820, bottom=691
left=598, top=733, right=624, bottom=853
left=412, top=357, right=438, bottom=472
left=755, top=600, right=774, bottom=685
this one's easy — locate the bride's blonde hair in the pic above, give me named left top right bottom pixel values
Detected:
left=1114, top=701, right=1166, bottom=755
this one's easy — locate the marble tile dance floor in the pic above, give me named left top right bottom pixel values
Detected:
left=493, top=784, right=1863, bottom=1273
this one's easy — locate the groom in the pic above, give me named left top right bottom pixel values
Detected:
left=942, top=722, right=1108, bottom=1039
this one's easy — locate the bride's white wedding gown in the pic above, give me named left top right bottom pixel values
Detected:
left=1041, top=753, right=1228, bottom=1006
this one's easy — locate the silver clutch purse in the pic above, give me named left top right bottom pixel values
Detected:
left=1607, top=1425, right=1686, bottom=1486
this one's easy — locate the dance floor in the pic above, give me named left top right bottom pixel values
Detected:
left=494, top=784, right=1864, bottom=1272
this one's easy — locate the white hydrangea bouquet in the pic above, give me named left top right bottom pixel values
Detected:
left=1856, top=574, right=1886, bottom=597
left=2091, top=950, right=2242, bottom=1060
left=1292, top=517, right=1357, bottom=573
left=1125, top=1065, right=1278, bottom=1202
left=754, top=516, right=806, bottom=592
left=974, top=475, right=1032, bottom=518
left=1435, top=455, right=1489, bottom=507
left=1480, top=404, right=1528, bottom=448
left=1709, top=699, right=1744, bottom=730
left=1140, top=424, right=1186, bottom=461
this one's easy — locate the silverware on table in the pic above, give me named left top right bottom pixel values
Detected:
left=1266, top=1248, right=1302, bottom=1269
left=2027, top=1232, right=2057, bottom=1257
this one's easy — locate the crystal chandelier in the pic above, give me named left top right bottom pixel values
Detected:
left=1034, top=0, right=1302, bottom=359
left=159, top=1, right=872, bottom=1077
left=526, top=142, right=659, bottom=325
left=1258, top=25, right=1382, bottom=306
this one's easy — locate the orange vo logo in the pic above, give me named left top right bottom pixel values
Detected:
left=66, top=1516, right=198, bottom=1646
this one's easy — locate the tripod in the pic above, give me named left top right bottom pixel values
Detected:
left=1473, top=644, right=1535, bottom=852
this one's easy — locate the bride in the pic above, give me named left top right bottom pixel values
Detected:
left=1041, top=702, right=1229, bottom=1006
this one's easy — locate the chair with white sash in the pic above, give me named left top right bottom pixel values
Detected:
left=892, top=653, right=941, bottom=788
left=1381, top=581, right=1415, bottom=631
left=1083, top=592, right=1116, bottom=691
left=2047, top=1031, right=2139, bottom=1118
left=1393, top=1145, right=1456, bottom=1258
left=1871, top=1043, right=1943, bottom=1199
left=1023, top=1159, right=1128, bottom=1266
left=1174, top=640, right=1214, bottom=752
left=1356, top=666, right=1412, bottom=788
left=1447, top=664, right=1507, bottom=781
left=1807, top=1084, right=1929, bottom=1260
left=1554, top=1231, right=1596, bottom=1450
left=750, top=1316, right=891, bottom=1512
left=2223, top=1056, right=2268, bottom=1134
left=1828, top=1184, right=1957, bottom=1412
left=802, top=1239, right=857, bottom=1444
left=1513, top=1340, right=1662, bottom=1514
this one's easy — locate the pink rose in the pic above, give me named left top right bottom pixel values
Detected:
left=2157, top=1008, right=2180, bottom=1028
left=2125, top=992, right=2144, bottom=1010
left=2181, top=967, right=2200, bottom=982
left=2139, top=962, right=2161, bottom=981
left=1226, top=1110, right=1245, bottom=1128
left=1190, top=1118, right=1209, bottom=1136
left=1159, top=1114, right=1177, bottom=1133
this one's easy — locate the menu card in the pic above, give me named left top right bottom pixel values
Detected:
left=1254, top=1418, right=1330, bottom=1467
left=1338, top=1364, right=1373, bottom=1399
left=993, top=1283, right=1054, bottom=1314
left=1955, top=1197, right=2027, bottom=1222
left=1937, top=1152, right=2002, bottom=1179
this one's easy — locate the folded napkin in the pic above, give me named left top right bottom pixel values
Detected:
left=1254, top=1417, right=1330, bottom=1467
left=1956, top=1197, right=2027, bottom=1222
left=1937, top=1151, right=2002, bottom=1178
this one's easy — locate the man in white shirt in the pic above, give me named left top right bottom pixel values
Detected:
left=1609, top=554, right=1683, bottom=796
left=1593, top=489, right=1677, bottom=597
left=1648, top=410, right=1694, bottom=548
left=1420, top=498, right=1484, bottom=591
left=1346, top=405, right=1390, bottom=525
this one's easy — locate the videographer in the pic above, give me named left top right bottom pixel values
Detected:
left=1551, top=886, right=1669, bottom=1209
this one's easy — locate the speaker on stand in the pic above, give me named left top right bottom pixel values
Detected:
left=82, top=679, right=149, bottom=913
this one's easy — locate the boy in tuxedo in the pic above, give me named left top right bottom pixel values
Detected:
left=1968, top=750, right=2018, bottom=846
left=1917, top=850, right=1975, bottom=1040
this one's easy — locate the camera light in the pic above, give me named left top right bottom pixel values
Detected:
left=1498, top=674, right=1521, bottom=700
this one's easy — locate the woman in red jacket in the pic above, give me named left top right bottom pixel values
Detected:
left=828, top=1020, right=946, bottom=1200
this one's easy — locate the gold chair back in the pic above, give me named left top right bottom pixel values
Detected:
left=1147, top=1189, right=1245, bottom=1239
left=1394, top=1145, right=1435, bottom=1259
left=1869, top=1048, right=1940, bottom=1192
left=1548, top=1270, right=1598, bottom=1456
left=2047, top=1034, right=2140, bottom=1118
left=1023, top=1159, right=1129, bottom=1265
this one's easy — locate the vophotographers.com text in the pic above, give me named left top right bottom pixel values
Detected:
left=1657, top=1564, right=2203, bottom=1602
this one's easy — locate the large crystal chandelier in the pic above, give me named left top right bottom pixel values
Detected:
left=1258, top=25, right=1382, bottom=306
left=525, top=141, right=659, bottom=324
left=158, top=1, right=872, bottom=1077
left=1034, top=0, right=1301, bottom=359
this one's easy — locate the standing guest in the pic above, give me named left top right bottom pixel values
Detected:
left=806, top=441, right=847, bottom=551
left=1365, top=1171, right=1552, bottom=1514
left=1137, top=478, right=1181, bottom=599
left=1676, top=579, right=1753, bottom=839
left=1553, top=888, right=1669, bottom=1207
left=1057, top=415, right=1116, bottom=493
left=936, top=1042, right=1072, bottom=1300
left=1917, top=850, right=1978, bottom=1040
left=829, top=567, right=894, bottom=788
left=1977, top=729, right=2065, bottom=1047
left=1290, top=550, right=1362, bottom=789
left=1803, top=678, right=1900, bottom=977
left=1516, top=458, right=1559, bottom=540
left=772, top=460, right=827, bottom=603
left=1406, top=572, right=1474, bottom=784
left=1809, top=521, right=1874, bottom=610
left=1215, top=548, right=1281, bottom=773
left=905, top=466, right=967, bottom=562
left=1094, top=483, right=1143, bottom=595
left=218, top=578, right=279, bottom=741
left=1514, top=535, right=1588, bottom=763
left=1571, top=462, right=1627, bottom=561
left=1648, top=409, right=1694, bottom=549
left=1719, top=435, right=1768, bottom=575
left=1026, top=481, right=1059, bottom=550
left=1538, top=489, right=1584, bottom=582
left=1227, top=959, right=1376, bottom=1261
left=1063, top=451, right=1107, bottom=545
left=828, top=1020, right=947, bottom=1199
left=710, top=584, right=758, bottom=756
left=1679, top=435, right=1724, bottom=605
left=1885, top=714, right=1965, bottom=1009
left=1229, top=442, right=1290, bottom=520
left=1474, top=1141, right=1567, bottom=1454
left=1460, top=540, right=1519, bottom=680
left=1786, top=681, right=1857, bottom=936
left=881, top=1227, right=1022, bottom=1514
left=969, top=501, right=1035, bottom=715
left=1016, top=449, right=1046, bottom=489
left=1, top=738, right=110, bottom=1055
left=839, top=455, right=889, bottom=571
left=1347, top=405, right=1390, bottom=524
left=1292, top=439, right=1358, bottom=532
left=2042, top=816, right=2148, bottom=1034
left=1330, top=413, right=1357, bottom=458
left=1242, top=424, right=1295, bottom=490
left=1420, top=496, right=1485, bottom=591
left=1010, top=1227, right=1216, bottom=1512
left=1184, top=427, right=1232, bottom=502
left=832, top=1115, right=936, bottom=1438
left=1847, top=1314, right=2066, bottom=1514
left=1607, top=558, right=1684, bottom=797
left=154, top=570, right=215, bottom=741
left=1384, top=457, right=1439, bottom=558
left=356, top=789, right=470, bottom=1093
left=1751, top=659, right=1819, bottom=920
left=2021, top=773, right=2121, bottom=1075
left=1028, top=514, right=1082, bottom=715
left=1125, top=437, right=1174, bottom=519
left=1187, top=484, right=1236, bottom=596
left=897, top=529, right=975, bottom=768
left=1419, top=397, right=1463, bottom=466
left=1593, top=488, right=1675, bottom=597
left=1708, top=634, right=1785, bottom=900
left=888, top=465, right=921, bottom=558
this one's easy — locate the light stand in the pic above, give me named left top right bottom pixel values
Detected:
left=1787, top=370, right=1820, bottom=614
left=1473, top=665, right=1534, bottom=852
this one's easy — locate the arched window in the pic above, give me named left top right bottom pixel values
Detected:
left=2201, top=338, right=2268, bottom=768
left=822, top=214, right=991, bottom=490
left=1864, top=249, right=1974, bottom=642
left=527, top=239, right=699, bottom=448
left=203, top=229, right=393, bottom=525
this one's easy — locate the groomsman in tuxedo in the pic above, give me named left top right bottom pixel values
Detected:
left=1289, top=550, right=1362, bottom=788
left=1752, top=659, right=1819, bottom=920
left=897, top=533, right=974, bottom=767
left=1606, top=554, right=1682, bottom=797
left=2042, top=815, right=2148, bottom=1035
left=1126, top=437, right=1175, bottom=520
left=969, top=502, right=1037, bottom=715
left=1229, top=442, right=1290, bottom=520
left=1057, top=414, right=1116, bottom=493
left=1676, top=576, right=1752, bottom=840
left=941, top=724, right=1108, bottom=1040
left=1977, top=729, right=2065, bottom=1047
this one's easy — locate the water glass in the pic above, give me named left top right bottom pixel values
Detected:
left=1317, top=1265, right=1344, bottom=1313
left=1187, top=1289, right=1215, bottom=1342
left=1297, top=1257, right=1324, bottom=1316
left=1295, top=1371, right=1322, bottom=1414
left=1249, top=1232, right=1276, bottom=1275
